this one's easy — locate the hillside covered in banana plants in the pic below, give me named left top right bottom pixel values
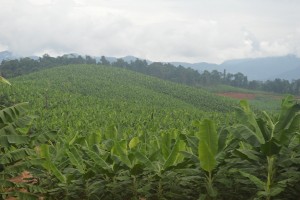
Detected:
left=0, top=65, right=300, bottom=200
left=0, top=65, right=236, bottom=137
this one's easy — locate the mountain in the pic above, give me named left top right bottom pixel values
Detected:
left=170, top=62, right=219, bottom=72
left=168, top=55, right=300, bottom=81
left=0, top=50, right=38, bottom=61
left=93, top=55, right=133, bottom=63
left=102, top=55, right=149, bottom=63
left=121, top=55, right=139, bottom=62
left=169, top=55, right=300, bottom=81
left=62, top=53, right=80, bottom=58
left=274, top=67, right=300, bottom=81
left=0, top=51, right=16, bottom=62
left=220, top=54, right=300, bottom=81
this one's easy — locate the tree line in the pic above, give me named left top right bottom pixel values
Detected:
left=1, top=54, right=300, bottom=95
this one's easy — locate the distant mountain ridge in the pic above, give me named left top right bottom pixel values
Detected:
left=170, top=55, right=300, bottom=81
left=0, top=51, right=38, bottom=61
left=1, top=50, right=300, bottom=81
left=220, top=54, right=300, bottom=81
left=169, top=62, right=219, bottom=72
left=0, top=51, right=16, bottom=62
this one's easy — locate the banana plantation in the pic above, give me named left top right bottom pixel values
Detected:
left=0, top=66, right=300, bottom=200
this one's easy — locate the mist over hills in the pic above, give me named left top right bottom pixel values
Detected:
left=1, top=51, right=300, bottom=81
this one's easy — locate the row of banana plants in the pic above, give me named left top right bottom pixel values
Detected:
left=0, top=77, right=44, bottom=199
left=35, top=96, right=300, bottom=199
left=1, top=76, right=300, bottom=199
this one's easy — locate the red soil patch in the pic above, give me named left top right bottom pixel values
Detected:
left=217, top=92, right=256, bottom=100
left=9, top=171, right=35, bottom=184
left=5, top=171, right=41, bottom=200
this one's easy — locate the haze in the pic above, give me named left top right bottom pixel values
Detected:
left=0, top=0, right=300, bottom=63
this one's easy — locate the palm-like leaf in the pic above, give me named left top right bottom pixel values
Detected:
left=196, top=119, right=218, bottom=172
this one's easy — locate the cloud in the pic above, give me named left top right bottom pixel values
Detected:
left=0, top=43, right=8, bottom=52
left=243, top=29, right=260, bottom=52
left=0, top=0, right=300, bottom=63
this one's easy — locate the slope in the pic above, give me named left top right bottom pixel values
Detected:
left=0, top=64, right=235, bottom=137
left=5, top=64, right=234, bottom=112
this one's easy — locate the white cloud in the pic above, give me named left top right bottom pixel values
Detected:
left=0, top=0, right=300, bottom=63
left=0, top=42, right=8, bottom=52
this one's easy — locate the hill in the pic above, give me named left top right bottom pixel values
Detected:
left=7, top=64, right=234, bottom=111
left=1, top=64, right=235, bottom=136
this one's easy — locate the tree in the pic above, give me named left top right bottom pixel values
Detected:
left=211, top=70, right=222, bottom=84
left=232, top=72, right=248, bottom=87
left=128, top=59, right=148, bottom=72
left=100, top=56, right=110, bottom=66
left=200, top=70, right=212, bottom=85
left=85, top=55, right=96, bottom=65
left=113, top=58, right=128, bottom=68
left=248, top=80, right=262, bottom=90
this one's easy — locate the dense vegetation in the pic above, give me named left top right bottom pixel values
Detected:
left=1, top=55, right=300, bottom=96
left=1, top=64, right=234, bottom=111
left=0, top=65, right=300, bottom=200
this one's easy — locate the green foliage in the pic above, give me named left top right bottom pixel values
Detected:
left=196, top=119, right=218, bottom=172
left=193, top=119, right=232, bottom=199
left=230, top=95, right=300, bottom=199
left=1, top=64, right=300, bottom=199
left=0, top=102, right=40, bottom=200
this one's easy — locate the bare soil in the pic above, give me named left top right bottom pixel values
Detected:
left=217, top=92, right=256, bottom=100
left=5, top=171, right=40, bottom=200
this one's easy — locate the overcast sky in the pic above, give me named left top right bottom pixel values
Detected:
left=0, top=0, right=300, bottom=63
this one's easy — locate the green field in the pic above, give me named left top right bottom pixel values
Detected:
left=1, top=65, right=300, bottom=200
left=204, top=84, right=284, bottom=112
left=1, top=65, right=236, bottom=137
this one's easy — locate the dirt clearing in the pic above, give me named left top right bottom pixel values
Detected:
left=217, top=92, right=256, bottom=100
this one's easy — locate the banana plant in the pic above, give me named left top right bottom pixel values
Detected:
left=196, top=119, right=218, bottom=198
left=0, top=102, right=39, bottom=200
left=192, top=119, right=232, bottom=199
left=38, top=144, right=67, bottom=184
left=230, top=95, right=300, bottom=200
left=134, top=129, right=187, bottom=199
left=0, top=76, right=44, bottom=200
left=33, top=130, right=91, bottom=199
